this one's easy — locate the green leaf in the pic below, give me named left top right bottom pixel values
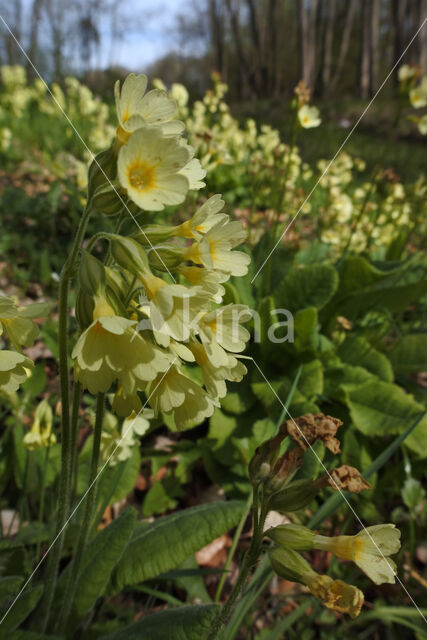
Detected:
left=275, top=263, right=338, bottom=313
left=220, top=381, right=256, bottom=415
left=110, top=501, right=245, bottom=593
left=80, top=443, right=141, bottom=508
left=298, top=360, right=323, bottom=399
left=0, top=585, right=43, bottom=633
left=100, top=604, right=220, bottom=640
left=345, top=379, right=427, bottom=456
left=326, top=255, right=427, bottom=320
left=389, top=334, right=427, bottom=374
left=337, top=335, right=393, bottom=382
left=209, top=408, right=238, bottom=447
left=293, top=308, right=319, bottom=353
left=70, top=508, right=136, bottom=621
left=401, top=478, right=425, bottom=511
left=9, top=632, right=62, bottom=640
left=0, top=576, right=24, bottom=598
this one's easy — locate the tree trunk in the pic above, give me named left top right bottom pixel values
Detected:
left=225, top=0, right=258, bottom=97
left=246, top=0, right=267, bottom=94
left=392, top=0, right=408, bottom=87
left=267, top=0, right=278, bottom=96
left=330, top=0, right=358, bottom=92
left=28, top=0, right=44, bottom=74
left=370, top=0, right=380, bottom=93
left=322, top=0, right=336, bottom=94
left=209, top=0, right=224, bottom=75
left=296, top=0, right=319, bottom=91
left=360, top=0, right=372, bottom=99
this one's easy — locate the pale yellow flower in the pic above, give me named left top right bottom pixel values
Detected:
left=0, top=350, right=33, bottom=393
left=140, top=272, right=210, bottom=342
left=189, top=339, right=247, bottom=399
left=298, top=105, right=321, bottom=128
left=314, top=524, right=401, bottom=585
left=117, top=127, right=194, bottom=211
left=410, top=77, right=427, bottom=108
left=23, top=399, right=56, bottom=450
left=178, top=266, right=228, bottom=303
left=184, top=219, right=250, bottom=276
left=72, top=298, right=171, bottom=395
left=114, top=73, right=183, bottom=143
left=176, top=194, right=228, bottom=239
left=199, top=304, right=251, bottom=359
left=148, top=366, right=216, bottom=430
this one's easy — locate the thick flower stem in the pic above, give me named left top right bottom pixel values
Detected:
left=207, top=490, right=268, bottom=640
left=56, top=392, right=105, bottom=633
left=38, top=206, right=92, bottom=631
left=69, top=381, right=82, bottom=501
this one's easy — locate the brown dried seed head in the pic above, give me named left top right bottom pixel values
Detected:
left=328, top=465, right=371, bottom=493
left=285, top=413, right=343, bottom=454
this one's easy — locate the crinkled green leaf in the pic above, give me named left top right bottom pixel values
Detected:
left=337, top=335, right=393, bottom=382
left=389, top=334, right=427, bottom=374
left=109, top=501, right=245, bottom=593
left=345, top=380, right=427, bottom=457
left=275, top=263, right=338, bottom=312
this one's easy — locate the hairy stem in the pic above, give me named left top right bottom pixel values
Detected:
left=38, top=205, right=92, bottom=631
left=208, top=489, right=268, bottom=640
left=57, top=392, right=105, bottom=632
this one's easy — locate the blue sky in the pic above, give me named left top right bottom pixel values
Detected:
left=100, top=0, right=189, bottom=70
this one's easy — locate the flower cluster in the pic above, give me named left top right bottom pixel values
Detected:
left=249, top=413, right=401, bottom=618
left=73, top=74, right=251, bottom=432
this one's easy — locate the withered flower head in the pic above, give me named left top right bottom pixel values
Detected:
left=285, top=413, right=342, bottom=454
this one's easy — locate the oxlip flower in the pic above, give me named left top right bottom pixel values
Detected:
left=23, top=399, right=56, bottom=450
left=114, top=73, right=183, bottom=144
left=148, top=366, right=216, bottom=430
left=139, top=272, right=211, bottom=342
left=72, top=297, right=171, bottom=395
left=298, top=104, right=321, bottom=128
left=184, top=219, right=250, bottom=276
left=313, top=524, right=401, bottom=585
left=0, top=349, right=33, bottom=393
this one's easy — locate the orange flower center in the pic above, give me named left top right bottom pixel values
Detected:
left=128, top=161, right=157, bottom=192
